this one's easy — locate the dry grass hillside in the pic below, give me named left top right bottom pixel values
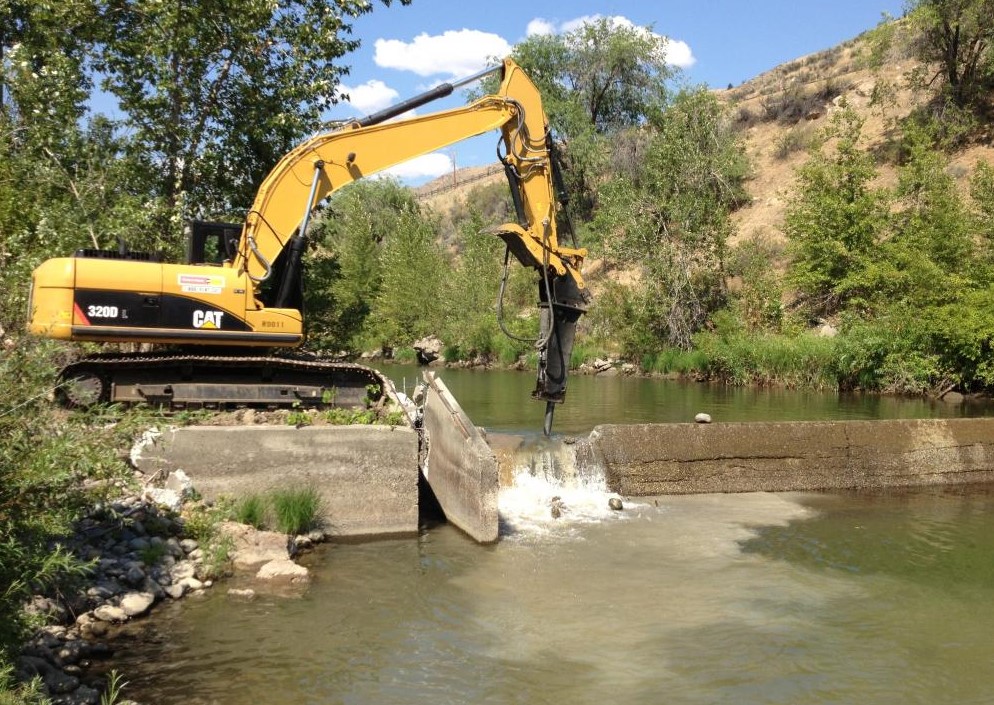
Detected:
left=416, top=22, right=994, bottom=263
left=724, top=26, right=994, bottom=249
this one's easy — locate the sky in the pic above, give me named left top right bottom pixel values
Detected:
left=328, top=0, right=908, bottom=183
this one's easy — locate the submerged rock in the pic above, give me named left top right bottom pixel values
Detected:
left=256, top=559, right=309, bottom=581
left=227, top=588, right=257, bottom=600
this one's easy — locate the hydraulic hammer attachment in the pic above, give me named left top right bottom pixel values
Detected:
left=532, top=272, right=588, bottom=435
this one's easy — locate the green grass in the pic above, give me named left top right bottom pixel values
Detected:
left=694, top=331, right=839, bottom=388
left=233, top=493, right=267, bottom=529
left=641, top=347, right=708, bottom=375
left=270, top=487, right=323, bottom=535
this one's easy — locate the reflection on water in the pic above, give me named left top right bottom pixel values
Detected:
left=382, top=364, right=992, bottom=436
left=742, top=484, right=994, bottom=591
left=115, top=486, right=994, bottom=705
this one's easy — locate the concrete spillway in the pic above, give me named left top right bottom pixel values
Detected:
left=136, top=374, right=994, bottom=544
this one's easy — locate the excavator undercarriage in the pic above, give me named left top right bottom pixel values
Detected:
left=56, top=353, right=392, bottom=411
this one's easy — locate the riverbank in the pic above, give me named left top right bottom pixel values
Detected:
left=9, top=465, right=324, bottom=705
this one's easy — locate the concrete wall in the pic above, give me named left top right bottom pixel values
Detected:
left=421, top=373, right=499, bottom=543
left=587, top=418, right=994, bottom=495
left=136, top=425, right=419, bottom=538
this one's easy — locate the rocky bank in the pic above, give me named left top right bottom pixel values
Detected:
left=12, top=468, right=319, bottom=704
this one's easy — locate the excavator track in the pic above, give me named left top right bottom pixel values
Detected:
left=55, top=352, right=394, bottom=410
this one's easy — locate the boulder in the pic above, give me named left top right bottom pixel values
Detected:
left=179, top=577, right=204, bottom=591
left=219, top=522, right=290, bottom=568
left=256, top=559, right=309, bottom=581
left=164, top=469, right=194, bottom=497
left=56, top=684, right=100, bottom=705
left=120, top=592, right=155, bottom=618
left=413, top=335, right=444, bottom=365
left=143, top=487, right=183, bottom=511
left=942, top=391, right=965, bottom=405
left=92, top=605, right=127, bottom=623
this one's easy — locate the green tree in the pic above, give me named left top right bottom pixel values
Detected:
left=969, top=160, right=994, bottom=277
left=596, top=89, right=747, bottom=351
left=0, top=0, right=96, bottom=149
left=96, top=0, right=410, bottom=224
left=504, top=18, right=677, bottom=217
left=785, top=105, right=890, bottom=317
left=881, top=119, right=975, bottom=305
left=305, top=180, right=419, bottom=351
left=439, top=210, right=535, bottom=362
left=362, top=207, right=448, bottom=349
left=906, top=0, right=994, bottom=109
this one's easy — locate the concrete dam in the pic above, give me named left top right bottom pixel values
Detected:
left=136, top=371, right=994, bottom=544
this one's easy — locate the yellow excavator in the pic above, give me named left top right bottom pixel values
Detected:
left=27, top=59, right=588, bottom=434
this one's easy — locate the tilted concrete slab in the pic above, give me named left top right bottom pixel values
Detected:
left=421, top=372, right=499, bottom=543
left=586, top=418, right=994, bottom=495
left=135, top=425, right=419, bottom=538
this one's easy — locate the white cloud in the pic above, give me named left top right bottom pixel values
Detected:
left=527, top=14, right=696, bottom=69
left=526, top=18, right=556, bottom=37
left=379, top=152, right=452, bottom=180
left=374, top=30, right=512, bottom=78
left=663, top=40, right=695, bottom=70
left=337, top=79, right=400, bottom=114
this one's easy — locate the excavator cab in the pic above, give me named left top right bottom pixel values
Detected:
left=185, top=220, right=241, bottom=265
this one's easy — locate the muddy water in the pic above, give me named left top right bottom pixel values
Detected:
left=109, top=372, right=994, bottom=703
left=113, top=481, right=994, bottom=705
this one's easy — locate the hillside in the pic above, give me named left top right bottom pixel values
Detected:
left=724, top=27, right=994, bottom=249
left=415, top=164, right=504, bottom=212
left=417, top=24, right=994, bottom=261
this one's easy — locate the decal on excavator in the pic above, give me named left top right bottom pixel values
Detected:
left=192, top=310, right=225, bottom=329
left=178, top=273, right=225, bottom=295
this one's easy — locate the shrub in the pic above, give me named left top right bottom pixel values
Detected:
left=641, top=347, right=706, bottom=375
left=774, top=124, right=815, bottom=160
left=0, top=336, right=133, bottom=659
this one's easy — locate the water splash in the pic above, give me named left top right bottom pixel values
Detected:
left=496, top=436, right=634, bottom=538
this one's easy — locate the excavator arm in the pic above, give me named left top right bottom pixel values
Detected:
left=235, top=59, right=585, bottom=288
left=236, top=58, right=589, bottom=430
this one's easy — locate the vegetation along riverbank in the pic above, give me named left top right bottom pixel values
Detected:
left=5, top=0, right=994, bottom=700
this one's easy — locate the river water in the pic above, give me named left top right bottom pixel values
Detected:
left=385, top=364, right=988, bottom=436
left=112, top=370, right=994, bottom=704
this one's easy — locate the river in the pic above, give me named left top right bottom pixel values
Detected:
left=385, top=364, right=988, bottom=436
left=109, top=369, right=994, bottom=704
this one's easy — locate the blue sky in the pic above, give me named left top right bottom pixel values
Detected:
left=327, top=0, right=907, bottom=182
